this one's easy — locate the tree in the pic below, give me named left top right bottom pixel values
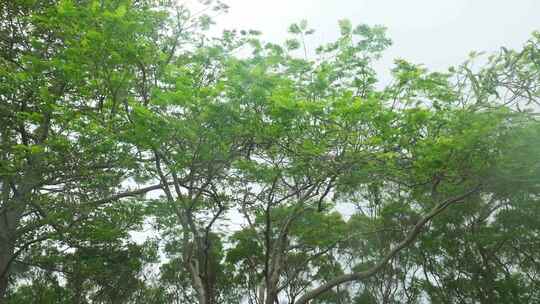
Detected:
left=219, top=21, right=540, bottom=304
left=2, top=1, right=539, bottom=303
left=124, top=26, right=257, bottom=304
left=0, top=0, right=174, bottom=300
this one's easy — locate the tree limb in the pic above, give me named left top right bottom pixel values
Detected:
left=294, top=186, right=481, bottom=304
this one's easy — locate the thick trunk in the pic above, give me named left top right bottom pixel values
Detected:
left=264, top=226, right=289, bottom=304
left=265, top=288, right=278, bottom=304
left=0, top=238, right=14, bottom=302
left=0, top=210, right=18, bottom=302
left=264, top=257, right=282, bottom=304
left=0, top=276, right=7, bottom=304
left=0, top=182, right=33, bottom=302
left=202, top=279, right=216, bottom=304
left=0, top=257, right=10, bottom=304
left=187, top=258, right=208, bottom=304
left=189, top=258, right=219, bottom=304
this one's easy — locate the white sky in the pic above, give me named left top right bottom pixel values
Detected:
left=214, top=0, right=540, bottom=82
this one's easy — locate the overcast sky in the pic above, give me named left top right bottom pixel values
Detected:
left=213, top=0, right=540, bottom=82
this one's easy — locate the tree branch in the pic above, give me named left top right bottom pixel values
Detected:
left=294, top=186, right=481, bottom=304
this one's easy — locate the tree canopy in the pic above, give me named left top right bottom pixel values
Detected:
left=1, top=1, right=539, bottom=304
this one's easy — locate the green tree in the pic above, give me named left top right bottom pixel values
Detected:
left=0, top=0, right=172, bottom=300
left=1, top=1, right=539, bottom=303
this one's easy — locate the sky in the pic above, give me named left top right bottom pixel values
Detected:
left=213, top=0, right=540, bottom=82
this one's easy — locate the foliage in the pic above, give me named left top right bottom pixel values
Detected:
left=1, top=1, right=539, bottom=304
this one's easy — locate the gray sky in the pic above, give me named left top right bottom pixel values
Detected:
left=215, top=0, right=540, bottom=81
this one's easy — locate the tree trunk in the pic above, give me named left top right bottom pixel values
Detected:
left=0, top=210, right=18, bottom=302
left=187, top=258, right=207, bottom=304
left=0, top=240, right=14, bottom=303
left=0, top=258, right=10, bottom=304
left=264, top=254, right=283, bottom=304
left=265, top=288, right=278, bottom=304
